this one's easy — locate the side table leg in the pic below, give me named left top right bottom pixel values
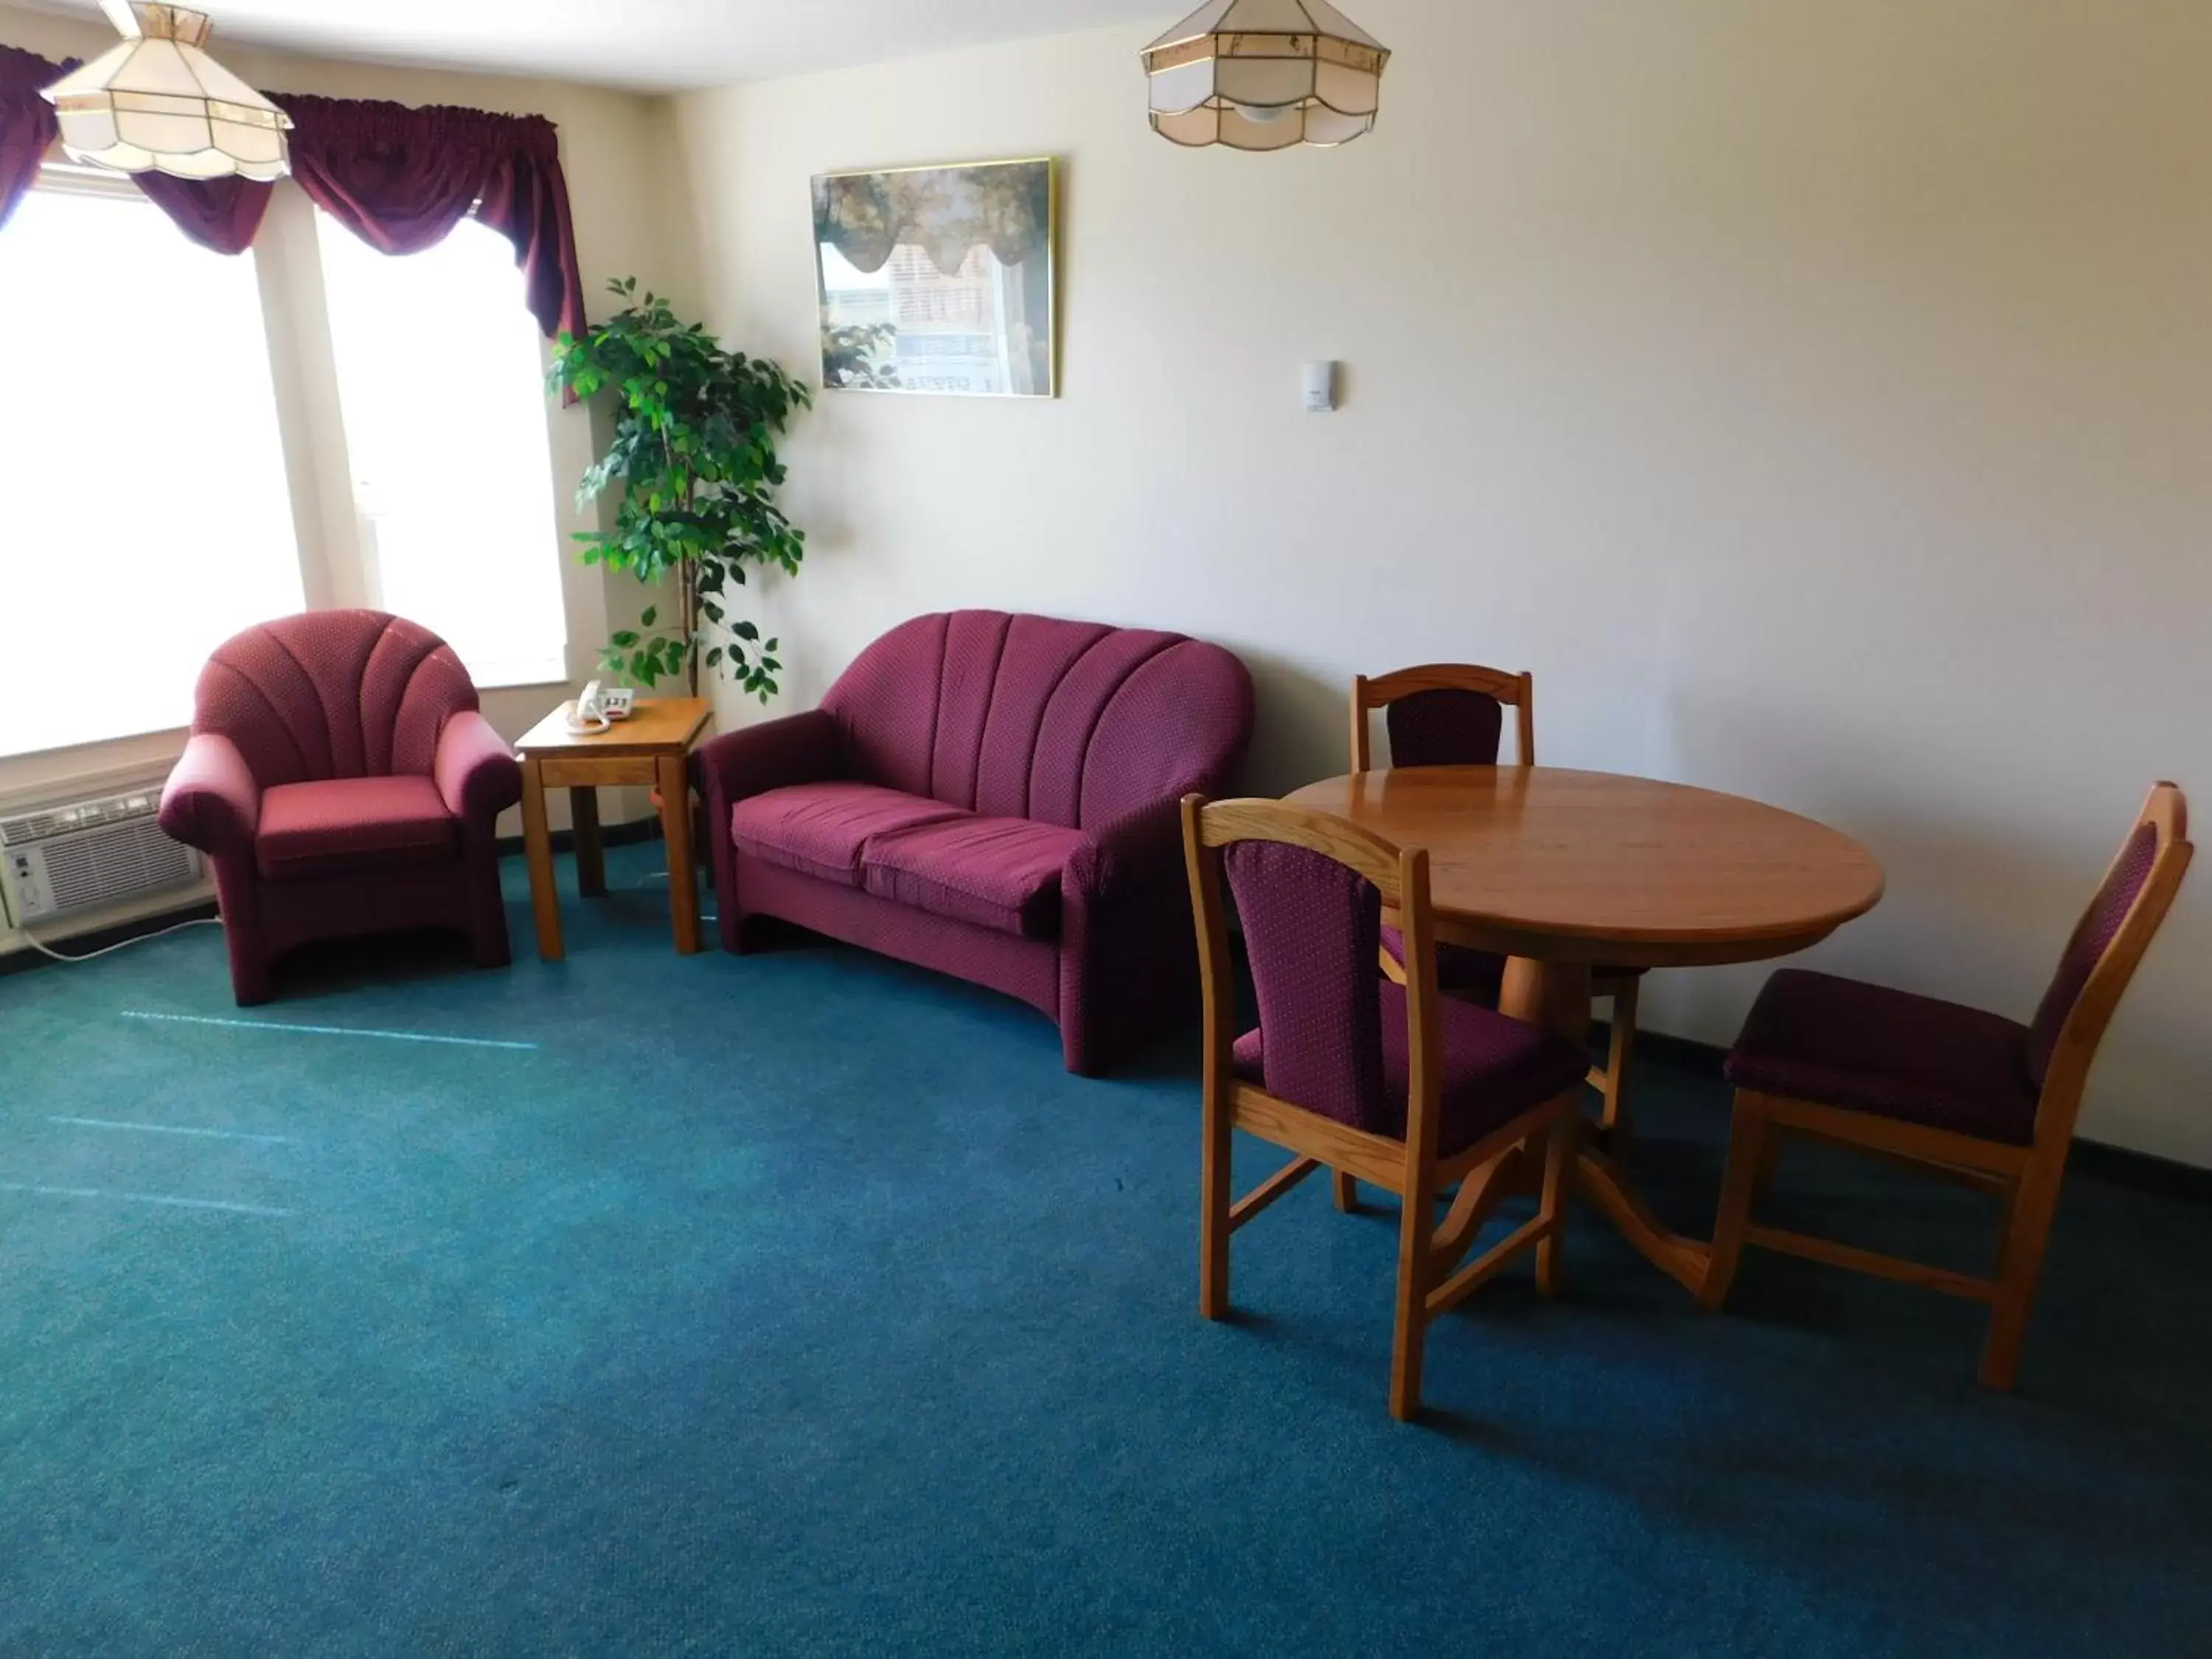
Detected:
left=658, top=752, right=701, bottom=955
left=570, top=786, right=605, bottom=897
left=521, top=756, right=564, bottom=961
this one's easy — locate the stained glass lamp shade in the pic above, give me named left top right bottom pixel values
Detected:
left=43, top=3, right=290, bottom=181
left=1142, top=0, right=1390, bottom=151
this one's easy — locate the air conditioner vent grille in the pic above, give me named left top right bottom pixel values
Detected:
left=1, top=782, right=203, bottom=925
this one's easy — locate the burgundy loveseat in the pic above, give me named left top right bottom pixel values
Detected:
left=158, top=611, right=522, bottom=1004
left=693, top=611, right=1256, bottom=1074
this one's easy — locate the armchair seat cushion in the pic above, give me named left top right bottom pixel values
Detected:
left=255, top=775, right=456, bottom=881
left=1234, top=981, right=1589, bottom=1158
left=730, top=783, right=967, bottom=888
left=862, top=815, right=1092, bottom=940
left=1724, top=968, right=2039, bottom=1144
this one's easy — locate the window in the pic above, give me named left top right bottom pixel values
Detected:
left=0, top=169, right=574, bottom=763
left=0, top=171, right=302, bottom=757
left=318, top=215, right=567, bottom=689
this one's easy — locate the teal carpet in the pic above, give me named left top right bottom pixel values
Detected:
left=1, top=842, right=2207, bottom=1657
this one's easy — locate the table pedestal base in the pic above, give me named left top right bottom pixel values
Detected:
left=1498, top=953, right=1714, bottom=1298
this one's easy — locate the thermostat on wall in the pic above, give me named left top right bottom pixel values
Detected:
left=1303, top=361, right=1339, bottom=413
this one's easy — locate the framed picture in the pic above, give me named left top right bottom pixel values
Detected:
left=812, top=157, right=1057, bottom=398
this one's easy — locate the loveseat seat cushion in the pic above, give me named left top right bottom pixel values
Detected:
left=255, top=775, right=456, bottom=881
left=861, top=815, right=1091, bottom=939
left=731, top=783, right=968, bottom=888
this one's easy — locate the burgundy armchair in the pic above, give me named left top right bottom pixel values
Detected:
left=693, top=611, right=1256, bottom=1075
left=159, top=611, right=523, bottom=1004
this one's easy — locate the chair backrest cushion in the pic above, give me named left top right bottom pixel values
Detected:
left=1386, top=689, right=1503, bottom=768
left=1222, top=839, right=1389, bottom=1133
left=2025, top=822, right=2158, bottom=1089
left=823, top=611, right=1254, bottom=830
left=193, top=611, right=480, bottom=788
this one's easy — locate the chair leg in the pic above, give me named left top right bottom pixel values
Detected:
left=1699, top=1091, right=1770, bottom=1312
left=1389, top=1163, right=1439, bottom=1423
left=1332, top=1170, right=1360, bottom=1212
left=1535, top=1109, right=1575, bottom=1297
left=1599, top=978, right=1640, bottom=1142
left=1200, top=1088, right=1234, bottom=1321
left=1980, top=1162, right=2064, bottom=1391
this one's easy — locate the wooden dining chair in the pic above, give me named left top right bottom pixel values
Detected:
left=1350, top=665, right=1646, bottom=1153
left=1699, top=783, right=2193, bottom=1390
left=1182, top=794, right=1590, bottom=1422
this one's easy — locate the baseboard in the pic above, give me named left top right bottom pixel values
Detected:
left=493, top=818, right=663, bottom=859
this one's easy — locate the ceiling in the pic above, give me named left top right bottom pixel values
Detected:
left=22, top=0, right=1181, bottom=92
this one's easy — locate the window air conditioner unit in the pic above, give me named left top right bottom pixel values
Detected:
left=0, top=782, right=204, bottom=927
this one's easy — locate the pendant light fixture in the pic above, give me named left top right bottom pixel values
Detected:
left=43, top=2, right=291, bottom=181
left=1142, top=0, right=1390, bottom=152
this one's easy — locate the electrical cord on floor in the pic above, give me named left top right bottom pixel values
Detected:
left=18, top=917, right=225, bottom=964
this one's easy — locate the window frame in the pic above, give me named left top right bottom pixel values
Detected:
left=1, top=161, right=584, bottom=763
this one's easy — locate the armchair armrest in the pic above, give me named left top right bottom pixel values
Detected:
left=1067, top=796, right=1189, bottom=902
left=692, top=709, right=842, bottom=804
left=158, top=733, right=260, bottom=855
left=435, top=710, right=524, bottom=824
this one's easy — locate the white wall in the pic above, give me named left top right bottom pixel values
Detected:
left=667, top=1, right=2212, bottom=1164
left=0, top=3, right=678, bottom=950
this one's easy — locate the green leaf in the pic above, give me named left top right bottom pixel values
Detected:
left=640, top=605, right=658, bottom=627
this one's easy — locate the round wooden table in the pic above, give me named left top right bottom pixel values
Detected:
left=1281, top=766, right=1886, bottom=1293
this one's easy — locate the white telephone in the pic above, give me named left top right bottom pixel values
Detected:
left=566, top=680, right=636, bottom=735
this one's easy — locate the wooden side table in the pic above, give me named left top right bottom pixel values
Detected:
left=514, top=696, right=714, bottom=961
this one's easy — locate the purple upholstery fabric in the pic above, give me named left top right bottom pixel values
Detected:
left=1724, top=968, right=2040, bottom=1145
left=159, top=611, right=517, bottom=1004
left=1386, top=689, right=1504, bottom=769
left=191, top=611, right=481, bottom=789
left=737, top=849, right=1062, bottom=1020
left=1232, top=984, right=1588, bottom=1157
left=1224, top=841, right=1391, bottom=1133
left=696, top=611, right=1255, bottom=1073
left=862, top=815, right=1090, bottom=939
left=730, top=783, right=968, bottom=887
left=160, top=734, right=260, bottom=855
left=434, top=711, right=524, bottom=822
left=2026, top=823, right=2158, bottom=1088
left=256, top=776, right=456, bottom=880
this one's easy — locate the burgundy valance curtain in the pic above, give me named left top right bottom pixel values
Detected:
left=0, top=48, right=585, bottom=339
left=0, top=45, right=62, bottom=232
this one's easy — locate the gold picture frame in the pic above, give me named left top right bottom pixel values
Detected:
left=812, top=157, right=1058, bottom=399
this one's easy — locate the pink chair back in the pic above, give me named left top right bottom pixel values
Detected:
left=823, top=611, right=1254, bottom=832
left=192, top=610, right=481, bottom=787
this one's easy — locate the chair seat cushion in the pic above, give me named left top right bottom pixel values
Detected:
left=1724, top=968, right=2039, bottom=1145
left=730, top=783, right=967, bottom=888
left=1234, top=981, right=1587, bottom=1158
left=861, top=815, right=1091, bottom=939
left=255, top=775, right=456, bottom=881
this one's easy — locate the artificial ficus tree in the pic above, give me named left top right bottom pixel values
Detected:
left=549, top=278, right=813, bottom=699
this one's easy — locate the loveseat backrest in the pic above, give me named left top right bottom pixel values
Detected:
left=193, top=609, right=481, bottom=788
left=823, top=611, right=1253, bottom=831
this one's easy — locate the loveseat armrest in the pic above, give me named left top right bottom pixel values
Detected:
left=435, top=710, right=524, bottom=825
left=158, top=733, right=260, bottom=856
left=692, top=709, right=843, bottom=806
left=1066, top=796, right=1189, bottom=902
